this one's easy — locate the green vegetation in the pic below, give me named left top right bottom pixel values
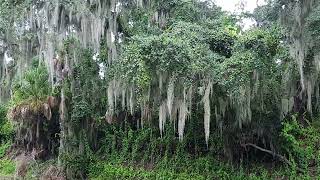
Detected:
left=0, top=158, right=15, bottom=176
left=0, top=0, right=320, bottom=179
left=87, top=121, right=320, bottom=179
left=11, top=63, right=51, bottom=106
left=0, top=105, right=13, bottom=144
left=0, top=106, right=15, bottom=176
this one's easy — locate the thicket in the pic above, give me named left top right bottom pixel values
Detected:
left=0, top=0, right=320, bottom=179
left=0, top=105, right=15, bottom=176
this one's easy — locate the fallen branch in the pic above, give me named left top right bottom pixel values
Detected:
left=241, top=143, right=304, bottom=173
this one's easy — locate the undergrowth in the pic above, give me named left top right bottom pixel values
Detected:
left=86, top=118, right=320, bottom=179
left=1, top=105, right=320, bottom=179
left=0, top=142, right=15, bottom=176
left=0, top=105, right=15, bottom=176
left=0, top=158, right=15, bottom=176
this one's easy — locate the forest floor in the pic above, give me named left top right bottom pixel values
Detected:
left=0, top=175, right=14, bottom=180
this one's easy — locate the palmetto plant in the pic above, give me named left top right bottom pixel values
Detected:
left=8, top=63, right=54, bottom=123
left=7, top=64, right=59, bottom=155
left=12, top=65, right=51, bottom=106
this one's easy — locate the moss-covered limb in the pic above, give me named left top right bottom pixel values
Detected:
left=279, top=0, right=320, bottom=116
left=106, top=21, right=284, bottom=143
left=55, top=40, right=106, bottom=179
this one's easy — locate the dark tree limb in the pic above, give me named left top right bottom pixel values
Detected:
left=241, top=143, right=304, bottom=173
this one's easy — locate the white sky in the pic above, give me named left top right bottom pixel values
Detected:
left=214, top=0, right=266, bottom=13
left=213, top=0, right=267, bottom=30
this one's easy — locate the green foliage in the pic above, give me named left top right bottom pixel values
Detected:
left=0, top=105, right=13, bottom=144
left=118, top=8, right=161, bottom=37
left=0, top=159, right=15, bottom=176
left=2, top=0, right=320, bottom=179
left=0, top=0, right=28, bottom=33
left=110, top=21, right=226, bottom=92
left=89, top=162, right=206, bottom=180
left=62, top=131, right=96, bottom=179
left=0, top=142, right=11, bottom=158
left=11, top=63, right=51, bottom=106
left=89, top=122, right=291, bottom=179
left=71, top=48, right=106, bottom=122
left=71, top=96, right=92, bottom=124
left=280, top=115, right=320, bottom=174
left=106, top=5, right=293, bottom=177
left=251, top=0, right=282, bottom=26
left=307, top=4, right=320, bottom=49
left=0, top=105, right=13, bottom=160
left=89, top=161, right=284, bottom=180
left=222, top=27, right=282, bottom=93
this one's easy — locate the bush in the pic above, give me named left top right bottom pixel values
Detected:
left=0, top=121, right=13, bottom=142
left=0, top=159, right=15, bottom=176
left=0, top=142, right=11, bottom=158
left=0, top=105, right=15, bottom=176
left=89, top=122, right=288, bottom=179
left=0, top=105, right=13, bottom=145
left=280, top=115, right=320, bottom=174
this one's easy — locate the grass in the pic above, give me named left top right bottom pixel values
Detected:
left=0, top=159, right=15, bottom=176
left=0, top=141, right=11, bottom=158
left=0, top=142, right=15, bottom=176
left=87, top=154, right=276, bottom=180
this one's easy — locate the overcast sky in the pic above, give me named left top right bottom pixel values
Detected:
left=215, top=0, right=266, bottom=13
left=213, top=0, right=267, bottom=30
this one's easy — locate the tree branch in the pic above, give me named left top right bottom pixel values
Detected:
left=241, top=143, right=304, bottom=173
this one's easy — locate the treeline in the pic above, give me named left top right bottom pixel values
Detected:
left=0, top=0, right=319, bottom=179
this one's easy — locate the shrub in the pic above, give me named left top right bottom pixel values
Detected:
left=0, top=105, right=13, bottom=144
left=0, top=159, right=15, bottom=176
left=280, top=115, right=320, bottom=174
